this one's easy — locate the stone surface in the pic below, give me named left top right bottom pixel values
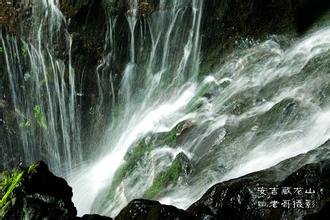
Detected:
left=200, top=0, right=330, bottom=74
left=80, top=214, right=112, bottom=220
left=187, top=140, right=330, bottom=220
left=115, top=199, right=194, bottom=220
left=0, top=161, right=77, bottom=219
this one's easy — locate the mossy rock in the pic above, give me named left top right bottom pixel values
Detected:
left=143, top=152, right=192, bottom=199
left=95, top=120, right=195, bottom=212
left=110, top=120, right=194, bottom=191
left=1, top=161, right=76, bottom=219
left=165, top=120, right=194, bottom=145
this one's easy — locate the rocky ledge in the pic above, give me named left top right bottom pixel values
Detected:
left=1, top=140, right=330, bottom=219
left=0, top=161, right=111, bottom=220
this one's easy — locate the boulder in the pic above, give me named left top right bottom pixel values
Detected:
left=80, top=214, right=112, bottom=220
left=115, top=199, right=194, bottom=220
left=187, top=141, right=330, bottom=220
left=0, top=161, right=77, bottom=219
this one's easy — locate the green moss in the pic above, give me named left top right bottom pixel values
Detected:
left=166, top=129, right=177, bottom=145
left=0, top=46, right=3, bottom=55
left=107, top=139, right=151, bottom=198
left=0, top=170, right=25, bottom=208
left=33, top=105, right=47, bottom=129
left=143, top=158, right=182, bottom=199
left=19, top=119, right=31, bottom=128
left=21, top=47, right=28, bottom=57
left=109, top=163, right=129, bottom=193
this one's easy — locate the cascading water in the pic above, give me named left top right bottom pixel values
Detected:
left=0, top=0, right=82, bottom=173
left=69, top=0, right=330, bottom=218
left=1, top=0, right=330, bottom=219
left=70, top=0, right=204, bottom=215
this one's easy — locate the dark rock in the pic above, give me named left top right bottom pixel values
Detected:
left=187, top=140, right=330, bottom=220
left=2, top=149, right=330, bottom=220
left=80, top=214, right=112, bottom=220
left=60, top=0, right=91, bottom=18
left=295, top=0, right=330, bottom=33
left=303, top=201, right=330, bottom=220
left=0, top=161, right=77, bottom=219
left=115, top=199, right=195, bottom=220
left=200, top=0, right=330, bottom=75
left=0, top=161, right=115, bottom=219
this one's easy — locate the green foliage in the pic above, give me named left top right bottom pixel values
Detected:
left=0, top=172, right=10, bottom=191
left=18, top=105, right=47, bottom=129
left=28, top=162, right=39, bottom=174
left=0, top=46, right=3, bottom=55
left=33, top=105, right=47, bottom=129
left=21, top=47, right=28, bottom=57
left=143, top=158, right=182, bottom=199
left=19, top=119, right=31, bottom=128
left=0, top=170, right=25, bottom=208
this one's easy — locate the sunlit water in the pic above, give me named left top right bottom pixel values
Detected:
left=1, top=0, right=330, bottom=218
left=70, top=1, right=330, bottom=218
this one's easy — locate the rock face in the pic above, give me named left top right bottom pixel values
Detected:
left=0, top=161, right=77, bottom=219
left=80, top=214, right=112, bottom=220
left=115, top=199, right=194, bottom=220
left=188, top=161, right=330, bottom=219
left=187, top=141, right=330, bottom=220
left=200, top=0, right=330, bottom=74
left=0, top=161, right=113, bottom=219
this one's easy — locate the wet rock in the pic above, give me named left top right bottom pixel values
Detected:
left=295, top=0, right=330, bottom=33
left=187, top=140, right=330, bottom=219
left=103, top=0, right=154, bottom=17
left=60, top=0, right=90, bottom=18
left=200, top=0, right=330, bottom=75
left=2, top=150, right=330, bottom=220
left=115, top=199, right=195, bottom=220
left=143, top=152, right=193, bottom=199
left=0, top=161, right=77, bottom=219
left=80, top=214, right=112, bottom=220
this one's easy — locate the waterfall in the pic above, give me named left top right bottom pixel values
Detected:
left=1, top=0, right=330, bottom=219
left=70, top=0, right=204, bottom=216
left=0, top=0, right=82, bottom=173
left=70, top=2, right=330, bottom=218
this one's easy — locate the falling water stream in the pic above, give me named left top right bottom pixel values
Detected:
left=1, top=0, right=330, bottom=218
left=1, top=0, right=81, bottom=173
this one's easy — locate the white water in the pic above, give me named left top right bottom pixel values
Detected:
left=70, top=0, right=204, bottom=215
left=70, top=1, right=330, bottom=218
left=2, top=0, right=330, bottom=218
left=1, top=0, right=82, bottom=173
